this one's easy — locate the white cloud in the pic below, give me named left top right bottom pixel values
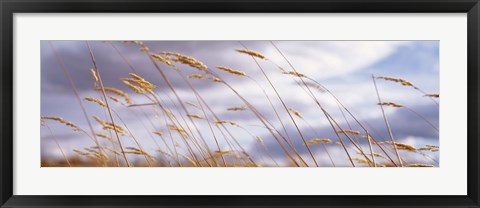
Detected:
left=264, top=41, right=411, bottom=80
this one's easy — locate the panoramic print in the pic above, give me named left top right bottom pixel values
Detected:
left=41, top=40, right=439, bottom=167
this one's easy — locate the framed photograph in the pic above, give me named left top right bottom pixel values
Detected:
left=1, top=0, right=479, bottom=207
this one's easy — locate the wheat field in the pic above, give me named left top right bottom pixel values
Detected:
left=40, top=40, right=439, bottom=167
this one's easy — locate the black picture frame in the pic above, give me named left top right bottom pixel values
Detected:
left=1, top=0, right=479, bottom=207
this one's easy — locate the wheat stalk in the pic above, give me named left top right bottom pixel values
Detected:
left=283, top=71, right=305, bottom=77
left=90, top=68, right=99, bottom=82
left=376, top=76, right=414, bottom=87
left=227, top=106, right=247, bottom=111
left=377, top=102, right=403, bottom=108
left=235, top=49, right=266, bottom=59
left=187, top=114, right=203, bottom=119
left=188, top=74, right=224, bottom=83
left=424, top=93, right=439, bottom=98
left=216, top=66, right=247, bottom=76
left=159, top=52, right=209, bottom=72
left=287, top=107, right=304, bottom=119
left=41, top=116, right=81, bottom=132
left=385, top=141, right=417, bottom=152
left=336, top=129, right=361, bottom=135
left=98, top=87, right=132, bottom=104
left=84, top=97, right=106, bottom=107
left=305, top=138, right=332, bottom=145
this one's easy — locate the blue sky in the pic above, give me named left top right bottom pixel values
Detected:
left=41, top=40, right=439, bottom=167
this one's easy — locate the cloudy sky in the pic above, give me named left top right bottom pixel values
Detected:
left=41, top=40, right=439, bottom=167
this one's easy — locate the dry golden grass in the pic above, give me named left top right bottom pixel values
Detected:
left=41, top=41, right=439, bottom=168
left=227, top=106, right=247, bottom=111
left=283, top=71, right=305, bottom=77
left=235, top=49, right=266, bottom=59
left=216, top=66, right=247, bottom=76
left=424, top=93, right=439, bottom=98
left=160, top=52, right=208, bottom=71
left=41, top=116, right=81, bottom=132
left=84, top=97, right=106, bottom=107
left=288, top=107, right=304, bottom=119
left=305, top=138, right=333, bottom=145
left=377, top=102, right=403, bottom=108
left=98, top=87, right=132, bottom=104
left=376, top=76, right=414, bottom=87
left=336, top=129, right=361, bottom=135
left=188, top=74, right=223, bottom=83
left=90, top=68, right=99, bottom=82
left=385, top=141, right=417, bottom=152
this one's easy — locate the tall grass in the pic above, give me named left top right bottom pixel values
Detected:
left=41, top=41, right=439, bottom=167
